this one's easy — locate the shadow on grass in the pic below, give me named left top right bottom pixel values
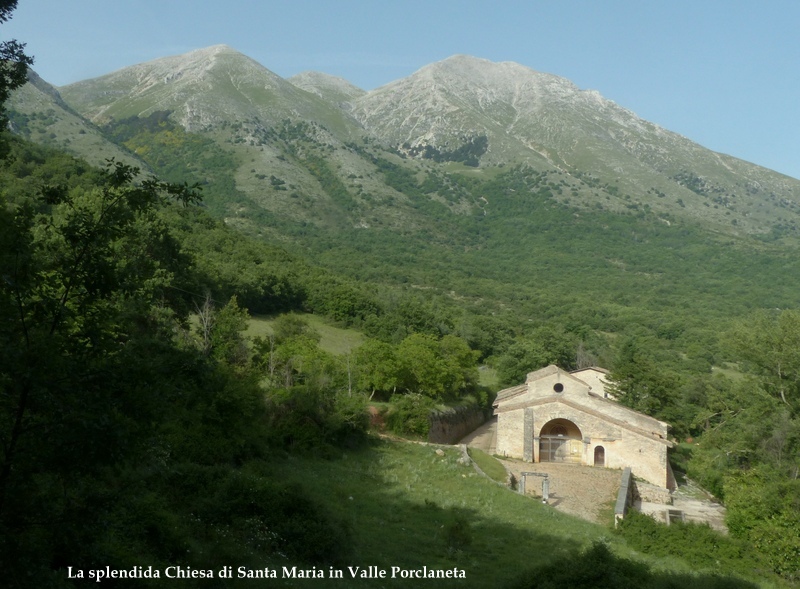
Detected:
left=507, top=541, right=759, bottom=589
left=258, top=438, right=767, bottom=588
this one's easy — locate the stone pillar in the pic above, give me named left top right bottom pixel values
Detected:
left=523, top=408, right=534, bottom=462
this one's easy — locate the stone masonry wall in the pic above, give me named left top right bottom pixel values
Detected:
left=634, top=481, right=673, bottom=505
left=428, top=405, right=490, bottom=445
left=496, top=408, right=525, bottom=458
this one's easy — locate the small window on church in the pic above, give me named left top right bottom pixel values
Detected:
left=553, top=383, right=564, bottom=393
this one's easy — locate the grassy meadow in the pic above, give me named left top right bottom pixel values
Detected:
left=252, top=439, right=778, bottom=588
left=245, top=313, right=365, bottom=355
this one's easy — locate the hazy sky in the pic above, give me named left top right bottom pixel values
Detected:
left=4, top=0, right=799, bottom=179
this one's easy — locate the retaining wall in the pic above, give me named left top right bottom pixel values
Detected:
left=428, top=405, right=490, bottom=444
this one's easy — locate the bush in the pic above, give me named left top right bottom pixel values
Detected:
left=263, top=386, right=370, bottom=452
left=330, top=392, right=370, bottom=445
left=615, top=510, right=768, bottom=579
left=386, top=393, right=435, bottom=437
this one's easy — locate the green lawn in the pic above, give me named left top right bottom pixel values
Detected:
left=467, top=447, right=508, bottom=484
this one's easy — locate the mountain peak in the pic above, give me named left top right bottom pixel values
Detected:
left=180, top=44, right=241, bottom=59
left=142, top=43, right=256, bottom=75
left=422, top=53, right=554, bottom=76
left=350, top=52, right=591, bottom=163
left=58, top=44, right=362, bottom=138
left=288, top=71, right=365, bottom=104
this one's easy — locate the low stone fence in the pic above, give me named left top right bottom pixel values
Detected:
left=428, top=405, right=490, bottom=445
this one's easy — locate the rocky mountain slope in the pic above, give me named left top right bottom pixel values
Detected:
left=288, top=71, right=366, bottom=105
left=58, top=45, right=362, bottom=139
left=10, top=45, right=800, bottom=239
left=348, top=54, right=800, bottom=233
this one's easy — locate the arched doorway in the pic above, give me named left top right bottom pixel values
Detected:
left=594, top=445, right=605, bottom=467
left=539, top=419, right=582, bottom=463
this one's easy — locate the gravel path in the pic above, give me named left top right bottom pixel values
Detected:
left=459, top=416, right=497, bottom=454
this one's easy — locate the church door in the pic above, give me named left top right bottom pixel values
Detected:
left=594, top=445, right=605, bottom=467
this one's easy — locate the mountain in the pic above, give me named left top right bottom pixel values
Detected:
left=59, top=45, right=362, bottom=139
left=11, top=47, right=800, bottom=322
left=41, top=48, right=799, bottom=240
left=56, top=45, right=396, bottom=232
left=6, top=70, right=146, bottom=169
left=349, top=55, right=800, bottom=233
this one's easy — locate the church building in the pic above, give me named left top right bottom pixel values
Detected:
left=493, top=365, right=674, bottom=489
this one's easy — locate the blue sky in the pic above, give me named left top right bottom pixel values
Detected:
left=4, top=0, right=799, bottom=179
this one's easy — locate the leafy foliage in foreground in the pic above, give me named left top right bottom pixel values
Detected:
left=0, top=142, right=360, bottom=586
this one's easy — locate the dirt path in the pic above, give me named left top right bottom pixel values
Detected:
left=459, top=416, right=497, bottom=454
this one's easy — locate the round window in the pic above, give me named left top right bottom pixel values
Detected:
left=553, top=383, right=564, bottom=393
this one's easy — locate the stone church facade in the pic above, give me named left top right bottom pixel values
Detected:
left=493, top=365, right=673, bottom=489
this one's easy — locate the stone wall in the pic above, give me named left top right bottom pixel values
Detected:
left=634, top=481, right=672, bottom=505
left=496, top=408, right=525, bottom=458
left=428, top=405, right=490, bottom=445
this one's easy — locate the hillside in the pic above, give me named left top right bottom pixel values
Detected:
left=6, top=70, right=145, bottom=169
left=2, top=103, right=797, bottom=586
left=260, top=439, right=770, bottom=588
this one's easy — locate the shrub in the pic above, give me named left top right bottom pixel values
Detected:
left=615, top=510, right=767, bottom=579
left=386, top=393, right=435, bottom=437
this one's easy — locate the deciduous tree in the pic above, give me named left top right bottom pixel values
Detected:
left=727, top=309, right=800, bottom=410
